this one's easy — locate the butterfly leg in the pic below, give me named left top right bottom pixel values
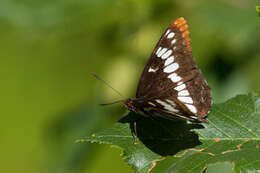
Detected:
left=132, top=121, right=138, bottom=145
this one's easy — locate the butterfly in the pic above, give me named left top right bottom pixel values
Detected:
left=124, top=17, right=212, bottom=122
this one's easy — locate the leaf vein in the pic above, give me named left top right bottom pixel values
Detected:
left=185, top=141, right=218, bottom=173
left=215, top=108, right=259, bottom=137
left=207, top=118, right=233, bottom=139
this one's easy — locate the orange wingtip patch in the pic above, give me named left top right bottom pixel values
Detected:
left=171, top=17, right=192, bottom=52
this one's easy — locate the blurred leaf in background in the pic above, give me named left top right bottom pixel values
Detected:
left=0, top=0, right=259, bottom=173
left=257, top=6, right=260, bottom=23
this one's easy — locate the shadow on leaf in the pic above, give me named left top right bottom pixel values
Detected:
left=119, top=112, right=204, bottom=156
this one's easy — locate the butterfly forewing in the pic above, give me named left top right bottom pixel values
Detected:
left=134, top=17, right=211, bottom=121
left=137, top=18, right=193, bottom=98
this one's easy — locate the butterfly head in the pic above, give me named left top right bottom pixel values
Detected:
left=125, top=98, right=143, bottom=113
left=124, top=99, right=135, bottom=111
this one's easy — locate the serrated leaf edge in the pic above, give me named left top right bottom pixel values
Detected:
left=76, top=138, right=122, bottom=150
left=78, top=138, right=163, bottom=173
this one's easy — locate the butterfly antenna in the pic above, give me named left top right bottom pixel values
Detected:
left=91, top=72, right=126, bottom=99
left=99, top=99, right=125, bottom=106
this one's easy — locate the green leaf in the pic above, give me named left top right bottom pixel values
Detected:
left=80, top=93, right=260, bottom=173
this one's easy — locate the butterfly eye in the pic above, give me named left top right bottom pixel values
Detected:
left=125, top=99, right=134, bottom=109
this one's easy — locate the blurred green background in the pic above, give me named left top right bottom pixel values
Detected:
left=1, top=0, right=259, bottom=173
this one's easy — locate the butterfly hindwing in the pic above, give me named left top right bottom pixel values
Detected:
left=134, top=17, right=211, bottom=121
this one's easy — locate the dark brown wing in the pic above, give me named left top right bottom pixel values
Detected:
left=135, top=17, right=211, bottom=120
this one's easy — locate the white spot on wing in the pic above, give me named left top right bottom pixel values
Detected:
left=156, top=47, right=162, bottom=55
left=185, top=104, right=197, bottom=114
left=174, top=84, right=186, bottom=91
left=177, top=81, right=183, bottom=85
left=190, top=116, right=198, bottom=119
left=167, top=32, right=175, bottom=39
left=164, top=56, right=174, bottom=66
left=155, top=99, right=179, bottom=112
left=155, top=99, right=163, bottom=103
left=178, top=90, right=190, bottom=96
left=148, top=67, right=157, bottom=72
left=161, top=50, right=172, bottom=59
left=165, top=105, right=178, bottom=112
left=177, top=114, right=192, bottom=120
left=164, top=63, right=179, bottom=73
left=165, top=29, right=170, bottom=36
left=171, top=39, right=177, bottom=45
left=157, top=48, right=167, bottom=57
left=148, top=102, right=156, bottom=106
left=155, top=99, right=166, bottom=105
left=166, top=99, right=176, bottom=106
left=178, top=96, right=193, bottom=104
left=168, top=73, right=182, bottom=83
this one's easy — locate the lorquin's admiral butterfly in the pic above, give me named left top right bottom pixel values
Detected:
left=124, top=17, right=212, bottom=122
